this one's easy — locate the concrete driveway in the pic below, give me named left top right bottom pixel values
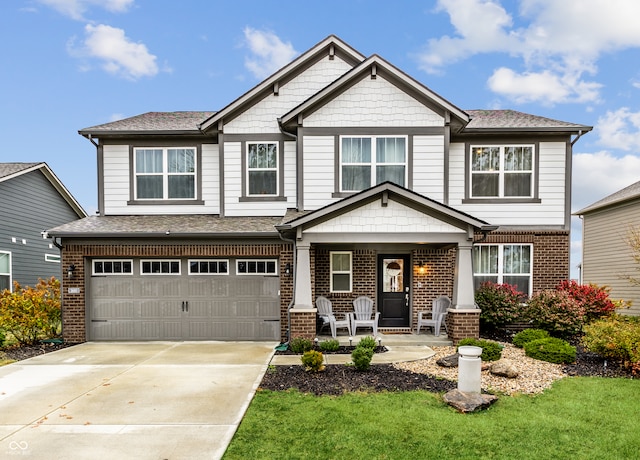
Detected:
left=0, top=341, right=277, bottom=459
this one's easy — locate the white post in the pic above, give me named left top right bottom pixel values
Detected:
left=293, top=242, right=313, bottom=309
left=453, top=242, right=476, bottom=309
left=458, top=345, right=482, bottom=393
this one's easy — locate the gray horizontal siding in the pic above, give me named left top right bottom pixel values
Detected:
left=0, top=170, right=81, bottom=288
left=582, top=199, right=640, bottom=316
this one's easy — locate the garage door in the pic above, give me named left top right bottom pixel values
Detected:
left=88, top=258, right=280, bottom=341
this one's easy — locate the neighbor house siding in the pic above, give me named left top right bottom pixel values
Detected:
left=413, top=135, right=445, bottom=202
left=582, top=200, right=640, bottom=316
left=304, top=75, right=444, bottom=127
left=0, top=170, right=79, bottom=287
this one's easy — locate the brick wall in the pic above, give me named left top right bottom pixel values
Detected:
left=60, top=240, right=292, bottom=343
left=411, top=248, right=455, bottom=327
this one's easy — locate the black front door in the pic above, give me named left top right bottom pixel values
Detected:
left=378, top=255, right=410, bottom=327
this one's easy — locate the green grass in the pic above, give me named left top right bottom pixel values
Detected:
left=224, top=377, right=639, bottom=460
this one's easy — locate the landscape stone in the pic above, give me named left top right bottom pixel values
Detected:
left=437, top=353, right=459, bottom=367
left=490, top=359, right=519, bottom=378
left=443, top=389, right=498, bottom=413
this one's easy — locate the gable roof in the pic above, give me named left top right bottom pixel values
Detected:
left=79, top=111, right=215, bottom=137
left=279, top=54, right=469, bottom=130
left=575, top=179, right=640, bottom=215
left=198, top=35, right=365, bottom=132
left=0, top=162, right=87, bottom=218
left=278, top=181, right=494, bottom=235
left=464, top=110, right=592, bottom=133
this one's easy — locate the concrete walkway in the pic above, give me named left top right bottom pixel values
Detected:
left=270, top=345, right=436, bottom=365
left=0, top=341, right=277, bottom=460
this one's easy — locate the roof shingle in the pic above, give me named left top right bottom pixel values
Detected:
left=79, top=112, right=215, bottom=134
left=465, top=109, right=591, bottom=131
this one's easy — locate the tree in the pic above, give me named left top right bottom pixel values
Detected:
left=623, top=225, right=640, bottom=286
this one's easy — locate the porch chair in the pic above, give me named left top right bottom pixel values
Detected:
left=315, top=296, right=352, bottom=339
left=416, top=295, right=451, bottom=336
left=351, top=296, right=380, bottom=337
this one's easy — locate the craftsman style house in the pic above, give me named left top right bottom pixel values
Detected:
left=48, top=36, right=591, bottom=344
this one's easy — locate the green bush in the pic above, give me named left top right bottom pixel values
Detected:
left=301, top=350, right=325, bottom=372
left=475, top=282, right=525, bottom=329
left=457, top=338, right=502, bottom=361
left=289, top=337, right=313, bottom=353
left=357, top=336, right=377, bottom=350
left=0, top=328, right=5, bottom=348
left=319, top=339, right=340, bottom=352
left=351, top=346, right=374, bottom=371
left=512, top=329, right=550, bottom=348
left=524, top=337, right=576, bottom=364
left=523, top=290, right=584, bottom=338
left=582, top=315, right=640, bottom=375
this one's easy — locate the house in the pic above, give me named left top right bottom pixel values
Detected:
left=47, top=36, right=591, bottom=344
left=0, top=162, right=87, bottom=291
left=576, top=180, right=640, bottom=316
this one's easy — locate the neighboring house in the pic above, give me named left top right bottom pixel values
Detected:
left=48, top=36, right=591, bottom=344
left=576, top=180, right=640, bottom=316
left=0, top=163, right=87, bottom=291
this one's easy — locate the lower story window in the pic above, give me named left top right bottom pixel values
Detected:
left=0, top=251, right=11, bottom=291
left=189, top=259, right=229, bottom=275
left=237, top=259, right=277, bottom=275
left=45, top=254, right=61, bottom=263
left=141, top=259, right=181, bottom=275
left=473, top=244, right=532, bottom=295
left=93, top=260, right=133, bottom=275
left=330, top=251, right=352, bottom=293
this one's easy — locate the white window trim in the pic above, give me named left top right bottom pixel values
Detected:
left=339, top=135, right=408, bottom=192
left=92, top=259, right=134, bottom=276
left=188, top=259, right=230, bottom=275
left=469, top=145, right=535, bottom=198
left=0, top=251, right=12, bottom=292
left=134, top=147, right=197, bottom=201
left=45, top=254, right=61, bottom=263
left=330, top=251, right=353, bottom=293
left=473, top=244, right=533, bottom=296
left=246, top=142, right=279, bottom=197
left=236, top=259, right=278, bottom=275
left=140, top=259, right=181, bottom=275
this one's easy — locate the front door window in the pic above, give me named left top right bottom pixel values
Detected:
left=383, top=259, right=404, bottom=292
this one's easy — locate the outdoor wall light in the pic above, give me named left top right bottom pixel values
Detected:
left=418, top=261, right=426, bottom=275
left=284, top=263, right=291, bottom=275
left=67, top=264, right=76, bottom=279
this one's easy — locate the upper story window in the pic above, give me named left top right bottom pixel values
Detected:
left=341, top=136, right=407, bottom=192
left=470, top=146, right=533, bottom=198
left=134, top=148, right=196, bottom=200
left=247, top=142, right=278, bottom=196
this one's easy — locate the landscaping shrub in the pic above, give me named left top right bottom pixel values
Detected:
left=475, top=282, right=525, bottom=329
left=582, top=315, right=640, bottom=375
left=457, top=338, right=502, bottom=361
left=289, top=337, right=313, bottom=353
left=523, top=289, right=584, bottom=338
left=0, top=277, right=61, bottom=345
left=512, top=329, right=550, bottom=348
left=351, top=346, right=374, bottom=371
left=0, top=328, right=5, bottom=347
left=524, top=337, right=576, bottom=364
left=556, top=280, right=622, bottom=322
left=357, top=336, right=377, bottom=350
left=319, top=339, right=340, bottom=352
left=301, top=350, right=325, bottom=372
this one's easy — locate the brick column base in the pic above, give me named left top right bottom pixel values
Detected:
left=289, top=308, right=317, bottom=340
left=447, top=309, right=480, bottom=345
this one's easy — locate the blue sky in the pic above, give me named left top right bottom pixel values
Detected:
left=2, top=0, right=640, bottom=279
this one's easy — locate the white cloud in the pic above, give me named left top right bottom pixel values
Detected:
left=595, top=108, right=640, bottom=151
left=242, top=27, right=298, bottom=79
left=418, top=0, right=640, bottom=104
left=69, top=24, right=158, bottom=80
left=37, top=0, right=134, bottom=20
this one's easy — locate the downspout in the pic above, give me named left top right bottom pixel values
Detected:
left=570, top=130, right=585, bottom=147
left=277, top=118, right=302, bottom=210
left=477, top=225, right=499, bottom=243
left=82, top=133, right=99, bottom=148
left=278, top=230, right=296, bottom=345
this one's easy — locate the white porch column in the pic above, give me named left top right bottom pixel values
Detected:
left=452, top=242, right=476, bottom=309
left=293, top=242, right=313, bottom=309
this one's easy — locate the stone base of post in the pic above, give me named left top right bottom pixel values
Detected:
left=289, top=308, right=317, bottom=340
left=446, top=308, right=481, bottom=345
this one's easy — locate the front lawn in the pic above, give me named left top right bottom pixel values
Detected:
left=224, top=377, right=638, bottom=460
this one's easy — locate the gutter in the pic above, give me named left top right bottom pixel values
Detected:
left=477, top=225, right=499, bottom=242
left=571, top=129, right=586, bottom=146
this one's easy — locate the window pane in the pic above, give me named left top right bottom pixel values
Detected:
left=168, top=175, right=195, bottom=199
left=474, top=246, right=498, bottom=274
left=332, top=253, right=350, bottom=271
left=342, top=138, right=371, bottom=163
left=505, top=173, right=531, bottom=197
left=170, top=262, right=180, bottom=273
left=376, top=138, right=405, bottom=163
left=0, top=253, right=10, bottom=273
left=137, top=176, right=163, bottom=199
left=219, top=261, right=228, bottom=273
left=472, top=174, right=499, bottom=197
left=504, top=276, right=529, bottom=295
left=471, top=147, right=500, bottom=171
left=474, top=275, right=499, bottom=291
left=332, top=274, right=350, bottom=291
left=504, top=147, right=532, bottom=171
left=94, top=261, right=103, bottom=274
left=248, top=171, right=277, bottom=195
left=342, top=165, right=370, bottom=191
left=267, top=261, right=276, bottom=273
left=136, top=149, right=163, bottom=173
left=376, top=165, right=405, bottom=186
left=168, top=149, right=195, bottom=173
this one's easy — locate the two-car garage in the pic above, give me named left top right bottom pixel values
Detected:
left=86, top=257, right=281, bottom=341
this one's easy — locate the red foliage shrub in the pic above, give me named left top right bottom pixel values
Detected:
left=556, top=280, right=620, bottom=322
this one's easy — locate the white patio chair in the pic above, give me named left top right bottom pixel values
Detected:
left=351, top=296, right=380, bottom=337
left=417, top=295, right=451, bottom=336
left=315, top=296, right=351, bottom=338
